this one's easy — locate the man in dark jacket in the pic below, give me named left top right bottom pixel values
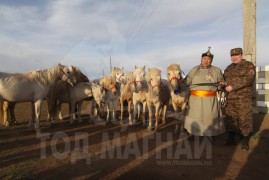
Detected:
left=223, top=47, right=255, bottom=151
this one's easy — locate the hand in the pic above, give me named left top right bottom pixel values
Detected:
left=225, top=85, right=233, bottom=92
left=219, top=81, right=225, bottom=86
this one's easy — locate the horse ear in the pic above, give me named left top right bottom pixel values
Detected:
left=148, top=67, right=151, bottom=72
left=135, top=65, right=138, bottom=69
left=121, top=67, right=124, bottom=71
left=167, top=64, right=170, bottom=67
left=71, top=66, right=76, bottom=72
left=143, top=65, right=145, bottom=70
left=113, top=67, right=116, bottom=70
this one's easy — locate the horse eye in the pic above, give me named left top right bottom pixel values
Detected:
left=168, top=73, right=170, bottom=76
left=117, top=73, right=119, bottom=75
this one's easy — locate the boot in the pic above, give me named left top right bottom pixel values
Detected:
left=241, top=135, right=250, bottom=151
left=224, top=131, right=236, bottom=146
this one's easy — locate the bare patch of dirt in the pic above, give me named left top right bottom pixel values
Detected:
left=0, top=102, right=269, bottom=179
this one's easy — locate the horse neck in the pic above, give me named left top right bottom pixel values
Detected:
left=33, top=66, right=61, bottom=87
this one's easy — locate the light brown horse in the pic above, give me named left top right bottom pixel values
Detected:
left=0, top=64, right=77, bottom=132
left=145, top=68, right=162, bottom=131
left=119, top=71, right=135, bottom=125
left=167, top=64, right=190, bottom=135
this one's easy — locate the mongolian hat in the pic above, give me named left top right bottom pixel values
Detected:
left=201, top=46, right=214, bottom=60
left=230, top=47, right=243, bottom=56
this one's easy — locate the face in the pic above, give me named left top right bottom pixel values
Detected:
left=115, top=68, right=125, bottom=83
left=150, top=75, right=161, bottom=96
left=167, top=69, right=181, bottom=90
left=230, top=54, right=243, bottom=64
left=133, top=66, right=146, bottom=91
left=201, top=56, right=212, bottom=68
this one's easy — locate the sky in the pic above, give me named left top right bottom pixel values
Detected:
left=0, top=0, right=268, bottom=79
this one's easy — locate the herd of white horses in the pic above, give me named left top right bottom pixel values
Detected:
left=0, top=63, right=189, bottom=134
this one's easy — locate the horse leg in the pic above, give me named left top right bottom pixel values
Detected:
left=179, top=102, right=188, bottom=133
left=111, top=99, right=116, bottom=122
left=133, top=100, right=138, bottom=125
left=155, top=103, right=161, bottom=131
left=70, top=101, right=76, bottom=124
left=137, top=103, right=141, bottom=120
left=2, top=101, right=10, bottom=126
left=10, top=102, right=18, bottom=125
left=120, top=97, right=124, bottom=122
left=77, top=101, right=83, bottom=123
left=30, top=102, right=35, bottom=124
left=162, top=104, right=167, bottom=125
left=142, top=101, right=147, bottom=126
left=173, top=103, right=180, bottom=135
left=34, top=99, right=43, bottom=133
left=106, top=101, right=110, bottom=122
left=128, top=100, right=132, bottom=125
left=147, top=103, right=152, bottom=131
left=57, top=102, right=63, bottom=121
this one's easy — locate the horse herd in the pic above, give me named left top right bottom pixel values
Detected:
left=0, top=63, right=189, bottom=134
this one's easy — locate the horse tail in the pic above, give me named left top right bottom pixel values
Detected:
left=47, top=82, right=59, bottom=120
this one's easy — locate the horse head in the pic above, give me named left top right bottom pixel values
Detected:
left=112, top=66, right=125, bottom=83
left=72, top=66, right=89, bottom=83
left=148, top=67, right=161, bottom=96
left=58, top=64, right=77, bottom=86
left=133, top=65, right=146, bottom=91
left=167, top=64, right=182, bottom=90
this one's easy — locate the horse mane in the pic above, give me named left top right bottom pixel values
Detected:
left=73, top=66, right=89, bottom=82
left=167, top=64, right=180, bottom=72
left=124, top=71, right=134, bottom=84
left=148, top=68, right=161, bottom=76
left=111, top=67, right=121, bottom=77
left=26, top=65, right=61, bottom=85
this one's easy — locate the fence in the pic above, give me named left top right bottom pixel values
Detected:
left=256, top=65, right=269, bottom=113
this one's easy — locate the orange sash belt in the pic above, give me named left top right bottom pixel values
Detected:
left=191, top=90, right=216, bottom=97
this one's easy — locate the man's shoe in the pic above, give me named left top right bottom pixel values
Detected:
left=241, top=135, right=250, bottom=151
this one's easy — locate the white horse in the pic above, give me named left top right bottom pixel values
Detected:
left=145, top=68, right=163, bottom=131
left=132, top=65, right=147, bottom=125
left=1, top=67, right=87, bottom=127
left=93, top=76, right=117, bottom=122
left=0, top=64, right=77, bottom=133
left=167, top=64, right=190, bottom=134
left=53, top=82, right=92, bottom=123
left=89, top=82, right=106, bottom=120
left=119, top=71, right=135, bottom=125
